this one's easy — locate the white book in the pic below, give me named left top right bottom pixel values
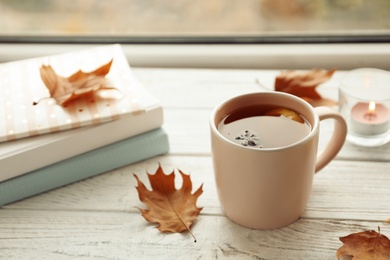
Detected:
left=0, top=44, right=164, bottom=182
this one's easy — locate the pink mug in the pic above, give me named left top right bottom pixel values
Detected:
left=210, top=92, right=347, bottom=229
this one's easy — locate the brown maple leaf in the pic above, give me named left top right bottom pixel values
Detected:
left=274, top=69, right=338, bottom=107
left=34, top=59, right=117, bottom=106
left=134, top=165, right=203, bottom=241
left=336, top=227, right=390, bottom=260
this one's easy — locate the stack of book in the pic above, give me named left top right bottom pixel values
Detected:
left=0, top=45, right=169, bottom=206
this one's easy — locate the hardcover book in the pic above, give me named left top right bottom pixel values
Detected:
left=0, top=128, right=169, bottom=206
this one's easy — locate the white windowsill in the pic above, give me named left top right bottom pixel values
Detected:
left=0, top=43, right=389, bottom=70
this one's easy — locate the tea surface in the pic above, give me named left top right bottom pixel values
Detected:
left=218, top=106, right=311, bottom=148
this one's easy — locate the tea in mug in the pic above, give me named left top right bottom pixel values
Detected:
left=218, top=105, right=311, bottom=148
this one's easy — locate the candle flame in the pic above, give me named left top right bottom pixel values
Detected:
left=368, top=101, right=376, bottom=113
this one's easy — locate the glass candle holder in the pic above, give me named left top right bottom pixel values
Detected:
left=339, top=68, right=390, bottom=147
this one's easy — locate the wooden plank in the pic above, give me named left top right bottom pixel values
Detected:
left=134, top=68, right=342, bottom=109
left=4, top=156, right=389, bottom=222
left=0, top=208, right=388, bottom=260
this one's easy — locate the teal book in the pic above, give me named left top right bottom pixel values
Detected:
left=0, top=128, right=169, bottom=206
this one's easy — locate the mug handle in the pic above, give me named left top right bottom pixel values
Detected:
left=314, top=106, right=348, bottom=173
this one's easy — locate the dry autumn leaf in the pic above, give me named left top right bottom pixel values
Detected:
left=336, top=227, right=390, bottom=260
left=134, top=165, right=203, bottom=241
left=35, top=59, right=117, bottom=106
left=274, top=69, right=338, bottom=107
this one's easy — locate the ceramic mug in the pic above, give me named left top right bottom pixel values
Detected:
left=210, top=92, right=347, bottom=229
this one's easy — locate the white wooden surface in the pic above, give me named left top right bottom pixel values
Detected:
left=1, top=68, right=390, bottom=260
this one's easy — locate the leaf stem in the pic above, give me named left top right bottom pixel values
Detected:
left=168, top=198, right=197, bottom=242
left=32, top=97, right=51, bottom=106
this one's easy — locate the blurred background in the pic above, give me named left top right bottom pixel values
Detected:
left=1, top=0, right=389, bottom=43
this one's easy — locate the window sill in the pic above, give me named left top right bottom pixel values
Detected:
left=0, top=43, right=389, bottom=70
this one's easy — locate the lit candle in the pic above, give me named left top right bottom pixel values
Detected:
left=350, top=101, right=390, bottom=135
